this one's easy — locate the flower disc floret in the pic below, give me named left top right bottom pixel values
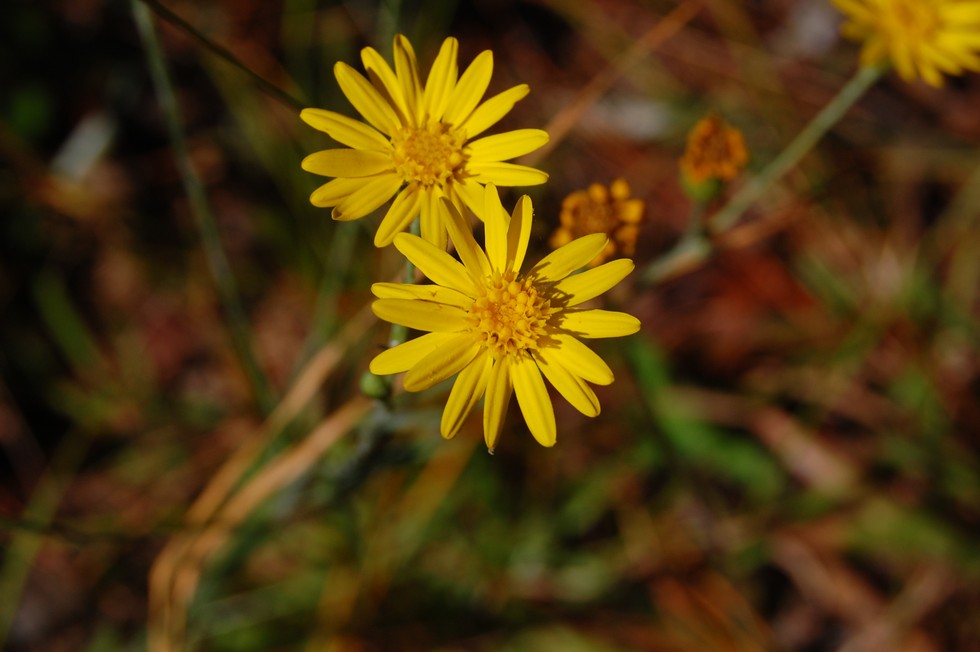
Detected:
left=471, top=271, right=553, bottom=357
left=391, top=123, right=467, bottom=187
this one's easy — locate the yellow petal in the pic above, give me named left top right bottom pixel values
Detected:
left=469, top=162, right=549, bottom=186
left=334, top=62, right=401, bottom=135
left=423, top=37, right=459, bottom=122
left=467, top=129, right=549, bottom=162
left=372, top=298, right=470, bottom=332
left=461, top=84, right=529, bottom=138
left=441, top=199, right=491, bottom=279
left=506, top=195, right=533, bottom=274
left=553, top=259, right=634, bottom=306
left=443, top=50, right=493, bottom=126
left=548, top=335, right=614, bottom=385
left=891, top=41, right=917, bottom=82
left=301, top=148, right=392, bottom=178
left=371, top=281, right=472, bottom=308
left=534, top=349, right=600, bottom=417
left=918, top=60, right=944, bottom=87
left=529, top=233, right=608, bottom=282
left=484, top=184, right=509, bottom=271
left=936, top=34, right=980, bottom=69
left=419, top=188, right=448, bottom=250
left=942, top=4, right=980, bottom=25
left=921, top=41, right=964, bottom=73
left=832, top=0, right=870, bottom=21
left=393, top=233, right=478, bottom=295
left=393, top=34, right=422, bottom=121
left=403, top=332, right=481, bottom=391
left=331, top=174, right=402, bottom=221
left=454, top=177, right=485, bottom=220
left=560, top=309, right=641, bottom=338
left=483, top=357, right=513, bottom=452
left=441, top=349, right=492, bottom=439
left=369, top=331, right=453, bottom=375
left=300, top=108, right=390, bottom=151
left=374, top=183, right=422, bottom=247
left=859, top=38, right=887, bottom=68
left=361, top=46, right=410, bottom=123
left=511, top=355, right=556, bottom=447
left=309, top=177, right=366, bottom=208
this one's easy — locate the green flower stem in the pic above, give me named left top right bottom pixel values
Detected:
left=361, top=218, right=420, bottom=401
left=133, top=0, right=276, bottom=414
left=640, top=64, right=882, bottom=287
left=709, top=64, right=883, bottom=233
left=640, top=200, right=708, bottom=285
left=683, top=199, right=706, bottom=242
left=640, top=233, right=711, bottom=285
left=386, top=218, right=420, bottom=350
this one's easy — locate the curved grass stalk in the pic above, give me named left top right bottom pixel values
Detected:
left=641, top=64, right=884, bottom=285
left=709, top=65, right=883, bottom=233
left=133, top=0, right=276, bottom=414
left=137, top=0, right=306, bottom=111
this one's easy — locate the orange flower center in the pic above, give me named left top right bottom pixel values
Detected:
left=469, top=271, right=552, bottom=357
left=391, top=122, right=467, bottom=188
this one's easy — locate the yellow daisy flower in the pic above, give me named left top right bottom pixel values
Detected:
left=549, top=179, right=645, bottom=268
left=300, top=35, right=550, bottom=248
left=832, top=0, right=980, bottom=87
left=368, top=186, right=640, bottom=451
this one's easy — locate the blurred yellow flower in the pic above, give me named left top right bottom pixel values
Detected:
left=369, top=185, right=640, bottom=451
left=549, top=179, right=645, bottom=267
left=679, top=113, right=748, bottom=189
left=300, top=35, right=549, bottom=248
left=833, top=0, right=980, bottom=86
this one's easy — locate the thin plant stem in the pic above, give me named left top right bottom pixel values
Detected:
left=709, top=64, right=883, bottom=233
left=386, top=218, right=420, bottom=350
left=640, top=233, right=711, bottom=285
left=357, top=219, right=419, bottom=401
left=289, top=223, right=359, bottom=382
left=376, top=0, right=403, bottom=55
left=641, top=64, right=883, bottom=286
left=683, top=200, right=707, bottom=242
left=133, top=0, right=276, bottom=414
left=640, top=201, right=709, bottom=285
left=137, top=0, right=307, bottom=111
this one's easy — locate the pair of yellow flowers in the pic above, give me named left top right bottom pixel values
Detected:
left=301, top=0, right=980, bottom=450
left=300, top=35, right=640, bottom=452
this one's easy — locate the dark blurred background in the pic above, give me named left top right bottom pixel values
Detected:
left=2, top=1, right=979, bottom=650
